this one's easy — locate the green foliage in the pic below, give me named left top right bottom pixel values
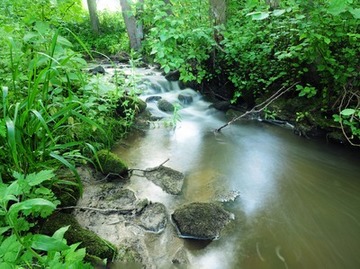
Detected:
left=142, top=0, right=215, bottom=82
left=0, top=170, right=92, bottom=268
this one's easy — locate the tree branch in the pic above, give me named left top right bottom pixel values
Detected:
left=215, top=82, right=299, bottom=132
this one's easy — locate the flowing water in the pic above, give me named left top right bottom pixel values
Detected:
left=110, top=65, right=360, bottom=269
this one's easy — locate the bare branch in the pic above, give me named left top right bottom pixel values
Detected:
left=215, top=82, right=299, bottom=132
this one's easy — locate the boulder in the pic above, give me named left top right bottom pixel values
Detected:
left=145, top=166, right=185, bottom=195
left=178, top=93, right=193, bottom=106
left=145, top=95, right=162, bottom=103
left=157, top=99, right=175, bottom=112
left=89, top=65, right=105, bottom=75
left=135, top=202, right=167, bottom=233
left=211, top=100, right=232, bottom=111
left=171, top=202, right=233, bottom=240
left=164, top=70, right=180, bottom=81
left=95, top=149, right=128, bottom=177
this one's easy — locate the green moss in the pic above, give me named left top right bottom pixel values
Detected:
left=95, top=149, right=128, bottom=176
left=41, top=212, right=117, bottom=263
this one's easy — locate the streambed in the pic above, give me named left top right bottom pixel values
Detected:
left=75, top=64, right=360, bottom=269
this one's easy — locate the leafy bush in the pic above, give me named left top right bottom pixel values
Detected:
left=142, top=0, right=215, bottom=82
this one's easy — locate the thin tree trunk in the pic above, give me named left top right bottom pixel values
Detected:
left=87, top=0, right=100, bottom=35
left=120, top=0, right=143, bottom=51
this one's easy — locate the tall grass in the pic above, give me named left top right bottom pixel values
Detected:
left=0, top=22, right=110, bottom=191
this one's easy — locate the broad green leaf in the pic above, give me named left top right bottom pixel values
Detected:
left=26, top=170, right=55, bottom=187
left=327, top=0, right=347, bottom=15
left=8, top=198, right=56, bottom=220
left=341, top=108, right=356, bottom=116
left=31, top=234, right=69, bottom=252
left=272, top=9, right=286, bottom=16
left=246, top=11, right=270, bottom=21
left=52, top=226, right=70, bottom=241
left=57, top=36, right=73, bottom=47
left=349, top=8, right=360, bottom=19
left=0, top=226, right=11, bottom=235
left=23, top=32, right=39, bottom=42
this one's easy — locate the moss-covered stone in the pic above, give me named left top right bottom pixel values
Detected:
left=172, top=202, right=233, bottom=240
left=95, top=149, right=128, bottom=176
left=41, top=212, right=117, bottom=263
left=157, top=99, right=175, bottom=112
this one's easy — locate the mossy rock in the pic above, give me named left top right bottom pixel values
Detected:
left=157, top=99, right=175, bottom=112
left=95, top=149, right=128, bottom=176
left=116, top=96, right=147, bottom=117
left=41, top=212, right=116, bottom=263
left=172, top=202, right=233, bottom=240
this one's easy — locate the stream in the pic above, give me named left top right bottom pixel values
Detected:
left=80, top=64, right=360, bottom=269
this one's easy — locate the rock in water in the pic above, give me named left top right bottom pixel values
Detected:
left=89, top=65, right=106, bottom=75
left=157, top=99, right=175, bottom=112
left=135, top=202, right=167, bottom=233
left=171, top=202, right=233, bottom=240
left=145, top=166, right=185, bottom=195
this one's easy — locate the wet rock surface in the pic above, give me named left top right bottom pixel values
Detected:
left=135, top=202, right=167, bottom=233
left=144, top=166, right=185, bottom=195
left=171, top=202, right=233, bottom=240
left=157, top=99, right=175, bottom=112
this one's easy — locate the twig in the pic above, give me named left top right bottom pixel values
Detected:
left=215, top=82, right=299, bottom=132
left=129, top=158, right=170, bottom=173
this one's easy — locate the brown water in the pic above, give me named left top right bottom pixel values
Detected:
left=113, top=68, right=360, bottom=269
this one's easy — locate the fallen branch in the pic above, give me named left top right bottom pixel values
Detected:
left=215, top=82, right=299, bottom=132
left=129, top=158, right=170, bottom=174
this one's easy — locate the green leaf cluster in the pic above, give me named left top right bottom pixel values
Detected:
left=142, top=0, right=215, bottom=83
left=0, top=170, right=92, bottom=268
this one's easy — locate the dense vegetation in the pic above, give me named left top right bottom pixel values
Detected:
left=0, top=0, right=359, bottom=267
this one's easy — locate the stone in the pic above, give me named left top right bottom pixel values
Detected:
left=145, top=95, right=162, bottom=103
left=164, top=70, right=180, bottom=81
left=135, top=202, right=167, bottom=233
left=211, top=100, right=232, bottom=111
left=95, top=149, right=128, bottom=177
left=89, top=65, right=106, bottom=75
left=178, top=93, right=193, bottom=106
left=145, top=166, right=185, bottom=195
left=171, top=202, right=233, bottom=240
left=157, top=99, right=175, bottom=113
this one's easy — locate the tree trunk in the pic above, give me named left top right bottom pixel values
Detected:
left=163, top=0, right=173, bottom=15
left=87, top=0, right=100, bottom=35
left=120, top=0, right=143, bottom=51
left=209, top=0, right=227, bottom=26
left=266, top=0, right=280, bottom=9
